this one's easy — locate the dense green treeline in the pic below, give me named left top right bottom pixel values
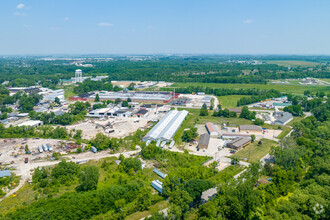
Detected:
left=194, top=117, right=330, bottom=219
left=29, top=101, right=90, bottom=125
left=165, top=86, right=282, bottom=107
left=73, top=79, right=122, bottom=93
left=165, top=86, right=281, bottom=97
left=1, top=58, right=329, bottom=88
left=0, top=124, right=68, bottom=139
left=0, top=87, right=43, bottom=113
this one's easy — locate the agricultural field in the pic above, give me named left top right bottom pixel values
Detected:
left=172, top=82, right=329, bottom=95
left=231, top=139, right=278, bottom=163
left=217, top=95, right=250, bottom=108
left=266, top=60, right=320, bottom=67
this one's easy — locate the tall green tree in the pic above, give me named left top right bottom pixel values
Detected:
left=76, top=166, right=100, bottom=192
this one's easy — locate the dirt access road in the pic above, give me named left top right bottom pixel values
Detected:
left=0, top=143, right=141, bottom=202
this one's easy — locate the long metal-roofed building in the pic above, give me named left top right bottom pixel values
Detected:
left=88, top=91, right=178, bottom=104
left=143, top=110, right=188, bottom=142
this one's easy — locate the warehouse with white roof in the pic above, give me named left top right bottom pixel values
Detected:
left=143, top=110, right=188, bottom=142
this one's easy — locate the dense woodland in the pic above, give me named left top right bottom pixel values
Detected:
left=0, top=56, right=329, bottom=88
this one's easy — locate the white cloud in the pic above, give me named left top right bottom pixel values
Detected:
left=23, top=24, right=29, bottom=28
left=147, top=25, right=153, bottom=29
left=14, top=12, right=27, bottom=16
left=64, top=17, right=70, bottom=21
left=17, top=3, right=25, bottom=9
left=98, top=22, right=114, bottom=27
left=243, top=19, right=253, bottom=24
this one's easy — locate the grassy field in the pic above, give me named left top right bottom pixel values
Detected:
left=64, top=86, right=77, bottom=100
left=231, top=139, right=277, bottom=163
left=266, top=60, right=320, bottom=67
left=318, top=78, right=330, bottom=83
left=0, top=180, right=78, bottom=216
left=125, top=200, right=169, bottom=220
left=218, top=95, right=250, bottom=108
left=172, top=82, right=329, bottom=95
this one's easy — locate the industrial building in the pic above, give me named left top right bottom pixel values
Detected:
left=205, top=122, right=218, bottom=136
left=143, top=110, right=188, bottom=142
left=86, top=107, right=133, bottom=118
left=239, top=125, right=262, bottom=133
left=198, top=133, right=210, bottom=150
left=202, top=95, right=213, bottom=105
left=89, top=91, right=178, bottom=104
left=69, top=92, right=95, bottom=101
left=226, top=137, right=251, bottom=150
left=135, top=109, right=148, bottom=118
left=7, top=86, right=39, bottom=94
left=40, top=89, right=65, bottom=103
left=221, top=134, right=251, bottom=140
left=273, top=111, right=293, bottom=125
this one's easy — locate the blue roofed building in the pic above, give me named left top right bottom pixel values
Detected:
left=0, top=170, right=11, bottom=178
left=152, top=180, right=164, bottom=193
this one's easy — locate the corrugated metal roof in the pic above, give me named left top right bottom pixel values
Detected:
left=228, top=137, right=251, bottom=148
left=143, top=110, right=188, bottom=141
left=239, top=125, right=262, bottom=131
left=205, top=122, right=217, bottom=134
left=199, top=133, right=210, bottom=147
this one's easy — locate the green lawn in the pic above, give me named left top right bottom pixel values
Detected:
left=64, top=86, right=78, bottom=100
left=172, top=82, right=329, bottom=95
left=231, top=139, right=277, bottom=163
left=277, top=127, right=292, bottom=139
left=266, top=60, right=320, bottom=67
left=125, top=200, right=169, bottom=220
left=218, top=95, right=250, bottom=109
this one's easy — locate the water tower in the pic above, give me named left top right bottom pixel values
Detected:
left=75, top=69, right=83, bottom=83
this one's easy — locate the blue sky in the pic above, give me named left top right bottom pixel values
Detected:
left=1, top=0, right=330, bottom=55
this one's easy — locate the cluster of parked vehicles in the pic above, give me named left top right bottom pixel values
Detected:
left=146, top=139, right=175, bottom=149
left=38, top=144, right=53, bottom=153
